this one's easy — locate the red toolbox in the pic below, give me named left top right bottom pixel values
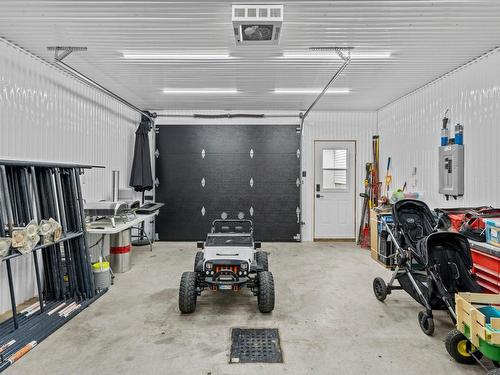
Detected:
left=470, top=242, right=500, bottom=294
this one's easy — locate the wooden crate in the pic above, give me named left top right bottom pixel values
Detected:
left=456, top=293, right=500, bottom=347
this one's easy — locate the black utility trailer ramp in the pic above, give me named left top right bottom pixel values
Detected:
left=155, top=125, right=300, bottom=241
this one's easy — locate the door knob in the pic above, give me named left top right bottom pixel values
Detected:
left=316, top=194, right=324, bottom=198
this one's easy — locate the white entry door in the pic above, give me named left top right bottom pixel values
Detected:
left=314, top=141, right=356, bottom=239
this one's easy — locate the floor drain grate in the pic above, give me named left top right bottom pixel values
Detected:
left=229, top=328, right=283, bottom=363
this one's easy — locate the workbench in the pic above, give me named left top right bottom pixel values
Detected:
left=86, top=211, right=158, bottom=235
left=86, top=211, right=159, bottom=262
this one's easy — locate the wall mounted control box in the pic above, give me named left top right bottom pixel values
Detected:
left=439, top=144, right=464, bottom=199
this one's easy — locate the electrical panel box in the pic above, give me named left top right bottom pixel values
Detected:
left=439, top=144, right=464, bottom=199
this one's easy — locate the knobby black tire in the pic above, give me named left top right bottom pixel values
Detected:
left=256, top=251, right=269, bottom=271
left=194, top=251, right=204, bottom=272
left=179, top=272, right=197, bottom=314
left=258, top=271, right=275, bottom=313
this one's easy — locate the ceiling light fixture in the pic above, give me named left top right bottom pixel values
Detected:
left=163, top=88, right=239, bottom=94
left=274, top=88, right=351, bottom=94
left=280, top=51, right=391, bottom=59
left=122, top=52, right=234, bottom=60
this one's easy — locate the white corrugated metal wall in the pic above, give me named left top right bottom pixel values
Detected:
left=0, top=39, right=140, bottom=313
left=378, top=48, right=500, bottom=209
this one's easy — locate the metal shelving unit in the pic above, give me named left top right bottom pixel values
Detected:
left=0, top=160, right=106, bottom=371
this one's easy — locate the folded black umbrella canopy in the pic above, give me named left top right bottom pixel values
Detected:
left=129, top=114, right=153, bottom=192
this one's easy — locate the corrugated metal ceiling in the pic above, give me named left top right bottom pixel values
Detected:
left=0, top=0, right=499, bottom=111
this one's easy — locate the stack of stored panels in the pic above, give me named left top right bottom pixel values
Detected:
left=0, top=160, right=106, bottom=372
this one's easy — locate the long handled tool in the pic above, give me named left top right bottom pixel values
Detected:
left=371, top=136, right=381, bottom=206
left=357, top=163, right=372, bottom=247
left=384, top=157, right=392, bottom=198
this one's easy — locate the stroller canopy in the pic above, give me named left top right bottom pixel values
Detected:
left=417, top=231, right=473, bottom=268
left=393, top=199, right=437, bottom=249
left=417, top=231, right=480, bottom=295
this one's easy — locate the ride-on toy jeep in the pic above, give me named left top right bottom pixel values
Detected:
left=178, top=219, right=275, bottom=314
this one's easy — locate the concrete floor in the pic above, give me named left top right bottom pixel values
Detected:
left=8, top=242, right=485, bottom=375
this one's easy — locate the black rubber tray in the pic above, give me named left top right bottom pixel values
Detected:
left=229, top=328, right=283, bottom=364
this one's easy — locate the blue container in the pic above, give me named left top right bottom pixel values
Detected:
left=455, top=123, right=464, bottom=145
left=485, top=218, right=500, bottom=247
left=378, top=215, right=394, bottom=234
left=479, top=306, right=500, bottom=324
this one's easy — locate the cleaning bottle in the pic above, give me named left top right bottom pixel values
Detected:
left=441, top=110, right=450, bottom=146
left=455, top=123, right=463, bottom=145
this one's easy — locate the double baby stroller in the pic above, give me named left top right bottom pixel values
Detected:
left=373, top=199, right=482, bottom=335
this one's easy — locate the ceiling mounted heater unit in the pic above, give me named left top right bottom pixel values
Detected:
left=232, top=4, right=283, bottom=45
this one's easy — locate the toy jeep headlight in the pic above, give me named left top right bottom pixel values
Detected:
left=205, top=262, right=213, bottom=270
left=240, top=262, right=248, bottom=271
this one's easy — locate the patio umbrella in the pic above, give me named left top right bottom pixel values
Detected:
left=129, top=114, right=154, bottom=247
left=129, top=114, right=153, bottom=192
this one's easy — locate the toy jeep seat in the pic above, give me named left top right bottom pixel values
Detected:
left=212, top=219, right=253, bottom=234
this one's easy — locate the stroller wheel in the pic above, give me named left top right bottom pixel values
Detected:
left=418, top=311, right=435, bottom=336
left=373, top=277, right=388, bottom=302
left=445, top=329, right=482, bottom=365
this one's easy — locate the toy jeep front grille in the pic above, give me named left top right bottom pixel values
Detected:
left=215, top=265, right=239, bottom=274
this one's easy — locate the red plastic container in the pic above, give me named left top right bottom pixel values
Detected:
left=448, top=214, right=465, bottom=232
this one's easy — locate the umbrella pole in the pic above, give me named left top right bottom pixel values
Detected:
left=130, top=115, right=154, bottom=247
left=131, top=191, right=150, bottom=247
